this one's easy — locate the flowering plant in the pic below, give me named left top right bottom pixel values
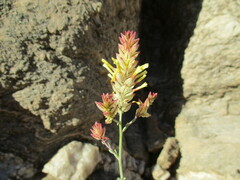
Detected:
left=90, top=31, right=157, bottom=180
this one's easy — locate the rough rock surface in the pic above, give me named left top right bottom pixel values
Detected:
left=42, top=141, right=101, bottom=180
left=176, top=0, right=240, bottom=179
left=0, top=0, right=141, bottom=179
left=0, top=152, right=36, bottom=180
left=152, top=137, right=179, bottom=180
left=156, top=137, right=179, bottom=170
left=0, top=0, right=140, bottom=132
left=3, top=0, right=238, bottom=179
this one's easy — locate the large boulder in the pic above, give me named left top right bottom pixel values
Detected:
left=176, top=0, right=240, bottom=179
left=0, top=0, right=140, bottom=132
left=0, top=0, right=141, bottom=179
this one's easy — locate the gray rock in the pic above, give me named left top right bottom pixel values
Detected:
left=0, top=152, right=36, bottom=179
left=176, top=0, right=240, bottom=179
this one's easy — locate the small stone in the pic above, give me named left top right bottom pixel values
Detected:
left=42, top=141, right=101, bottom=180
left=152, top=165, right=170, bottom=180
left=152, top=138, right=179, bottom=180
left=157, top=137, right=179, bottom=170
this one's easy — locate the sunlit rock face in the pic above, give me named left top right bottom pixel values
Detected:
left=176, top=0, right=240, bottom=179
left=42, top=141, right=101, bottom=180
left=0, top=0, right=141, bottom=179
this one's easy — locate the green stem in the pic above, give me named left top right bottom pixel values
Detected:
left=113, top=119, right=119, bottom=125
left=102, top=140, right=119, bottom=160
left=118, top=111, right=124, bottom=179
left=122, top=116, right=137, bottom=133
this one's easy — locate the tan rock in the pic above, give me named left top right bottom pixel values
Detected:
left=157, top=137, right=179, bottom=170
left=42, top=174, right=61, bottom=180
left=152, top=137, right=179, bottom=180
left=152, top=165, right=170, bottom=180
left=177, top=171, right=226, bottom=180
left=176, top=0, right=240, bottom=179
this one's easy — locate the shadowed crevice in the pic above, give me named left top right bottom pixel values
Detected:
left=126, top=0, right=203, bottom=178
left=139, top=0, right=203, bottom=140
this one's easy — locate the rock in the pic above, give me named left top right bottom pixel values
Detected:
left=86, top=140, right=146, bottom=180
left=175, top=0, right=240, bottom=179
left=139, top=0, right=202, bottom=164
left=177, top=172, right=228, bottom=180
left=43, top=174, right=61, bottom=180
left=0, top=152, right=36, bottom=180
left=0, top=0, right=141, bottom=178
left=156, top=137, right=179, bottom=170
left=125, top=120, right=149, bottom=161
left=152, top=165, right=170, bottom=180
left=152, top=137, right=179, bottom=180
left=42, top=141, right=101, bottom=180
left=145, top=115, right=166, bottom=153
left=1, top=0, right=111, bottom=133
left=0, top=0, right=141, bottom=132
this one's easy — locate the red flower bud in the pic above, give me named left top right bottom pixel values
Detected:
left=95, top=93, right=118, bottom=124
left=90, top=122, right=109, bottom=141
left=135, top=92, right=157, bottom=118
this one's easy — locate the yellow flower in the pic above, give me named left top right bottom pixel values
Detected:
left=102, top=31, right=149, bottom=112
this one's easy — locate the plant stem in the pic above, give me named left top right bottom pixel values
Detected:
left=118, top=111, right=124, bottom=179
left=102, top=140, right=119, bottom=160
left=122, top=116, right=137, bottom=133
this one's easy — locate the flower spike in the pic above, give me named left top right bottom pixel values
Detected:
left=95, top=93, right=118, bottom=124
left=101, top=31, right=149, bottom=112
left=90, top=122, right=109, bottom=141
left=91, top=31, right=158, bottom=180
